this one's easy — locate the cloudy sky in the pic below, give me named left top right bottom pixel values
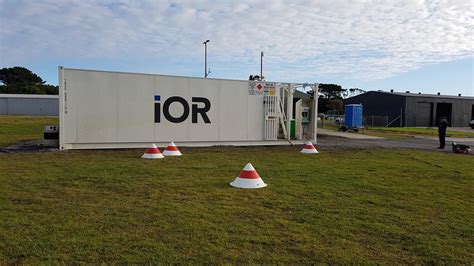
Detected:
left=1, top=0, right=473, bottom=95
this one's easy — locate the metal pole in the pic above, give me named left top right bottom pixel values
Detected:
left=313, top=84, right=319, bottom=144
left=260, top=51, right=263, bottom=78
left=203, top=40, right=209, bottom=78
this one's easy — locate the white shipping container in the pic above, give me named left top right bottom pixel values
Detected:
left=59, top=67, right=318, bottom=149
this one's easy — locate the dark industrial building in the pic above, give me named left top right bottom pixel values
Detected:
left=344, top=91, right=474, bottom=127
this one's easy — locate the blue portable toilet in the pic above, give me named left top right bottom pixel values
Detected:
left=344, top=104, right=363, bottom=129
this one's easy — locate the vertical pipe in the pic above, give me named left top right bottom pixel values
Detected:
left=286, top=84, right=293, bottom=141
left=264, top=96, right=266, bottom=139
left=312, top=84, right=319, bottom=143
left=58, top=66, right=65, bottom=149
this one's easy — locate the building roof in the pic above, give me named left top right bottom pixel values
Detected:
left=294, top=90, right=312, bottom=100
left=367, top=90, right=474, bottom=100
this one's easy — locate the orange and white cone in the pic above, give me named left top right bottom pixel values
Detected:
left=141, top=143, right=164, bottom=159
left=162, top=141, right=182, bottom=156
left=301, top=141, right=319, bottom=154
left=230, top=163, right=267, bottom=189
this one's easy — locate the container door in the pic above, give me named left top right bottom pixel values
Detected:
left=264, top=95, right=278, bottom=140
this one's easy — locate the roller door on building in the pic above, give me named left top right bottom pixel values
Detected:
left=415, top=102, right=432, bottom=127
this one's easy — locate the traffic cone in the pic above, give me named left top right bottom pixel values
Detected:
left=301, top=141, right=319, bottom=154
left=162, top=141, right=182, bottom=156
left=230, top=163, right=267, bottom=189
left=141, top=143, right=164, bottom=159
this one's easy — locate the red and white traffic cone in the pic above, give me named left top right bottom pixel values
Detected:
left=300, top=141, right=319, bottom=154
left=162, top=141, right=182, bottom=156
left=141, top=143, right=164, bottom=159
left=230, top=163, right=267, bottom=189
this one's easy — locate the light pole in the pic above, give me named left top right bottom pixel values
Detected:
left=260, top=51, right=263, bottom=78
left=203, top=40, right=210, bottom=78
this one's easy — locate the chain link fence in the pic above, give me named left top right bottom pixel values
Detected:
left=318, top=115, right=392, bottom=127
left=317, top=116, right=344, bottom=127
left=363, top=116, right=389, bottom=127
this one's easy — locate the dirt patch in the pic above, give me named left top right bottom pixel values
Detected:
left=1, top=135, right=471, bottom=156
left=0, top=140, right=58, bottom=153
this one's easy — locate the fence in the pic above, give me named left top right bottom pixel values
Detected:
left=363, top=116, right=389, bottom=127
left=318, top=115, right=390, bottom=127
left=317, top=115, right=343, bottom=127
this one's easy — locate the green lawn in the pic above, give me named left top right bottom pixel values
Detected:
left=0, top=115, right=58, bottom=148
left=1, top=147, right=473, bottom=264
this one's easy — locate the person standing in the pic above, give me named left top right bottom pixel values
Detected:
left=437, top=116, right=449, bottom=149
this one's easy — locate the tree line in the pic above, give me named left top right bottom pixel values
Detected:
left=0, top=66, right=366, bottom=114
left=0, top=67, right=58, bottom=95
left=308, top=84, right=366, bottom=114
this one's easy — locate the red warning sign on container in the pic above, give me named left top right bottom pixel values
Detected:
left=248, top=82, right=264, bottom=95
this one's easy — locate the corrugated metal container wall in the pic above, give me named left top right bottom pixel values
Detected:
left=60, top=68, right=268, bottom=149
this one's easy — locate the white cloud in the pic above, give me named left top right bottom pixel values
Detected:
left=0, top=0, right=472, bottom=81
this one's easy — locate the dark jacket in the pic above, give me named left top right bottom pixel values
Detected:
left=438, top=118, right=448, bottom=134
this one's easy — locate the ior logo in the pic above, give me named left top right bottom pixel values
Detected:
left=154, top=95, right=211, bottom=123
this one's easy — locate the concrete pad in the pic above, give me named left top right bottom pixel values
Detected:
left=414, top=127, right=474, bottom=134
left=318, top=129, right=385, bottom=139
left=450, top=127, right=474, bottom=133
left=414, top=136, right=474, bottom=143
left=318, top=135, right=472, bottom=155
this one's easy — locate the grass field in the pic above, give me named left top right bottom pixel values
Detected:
left=0, top=115, right=58, bottom=148
left=1, top=146, right=473, bottom=264
left=1, top=116, right=473, bottom=263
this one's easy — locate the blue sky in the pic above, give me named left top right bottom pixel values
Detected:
left=1, top=0, right=473, bottom=96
